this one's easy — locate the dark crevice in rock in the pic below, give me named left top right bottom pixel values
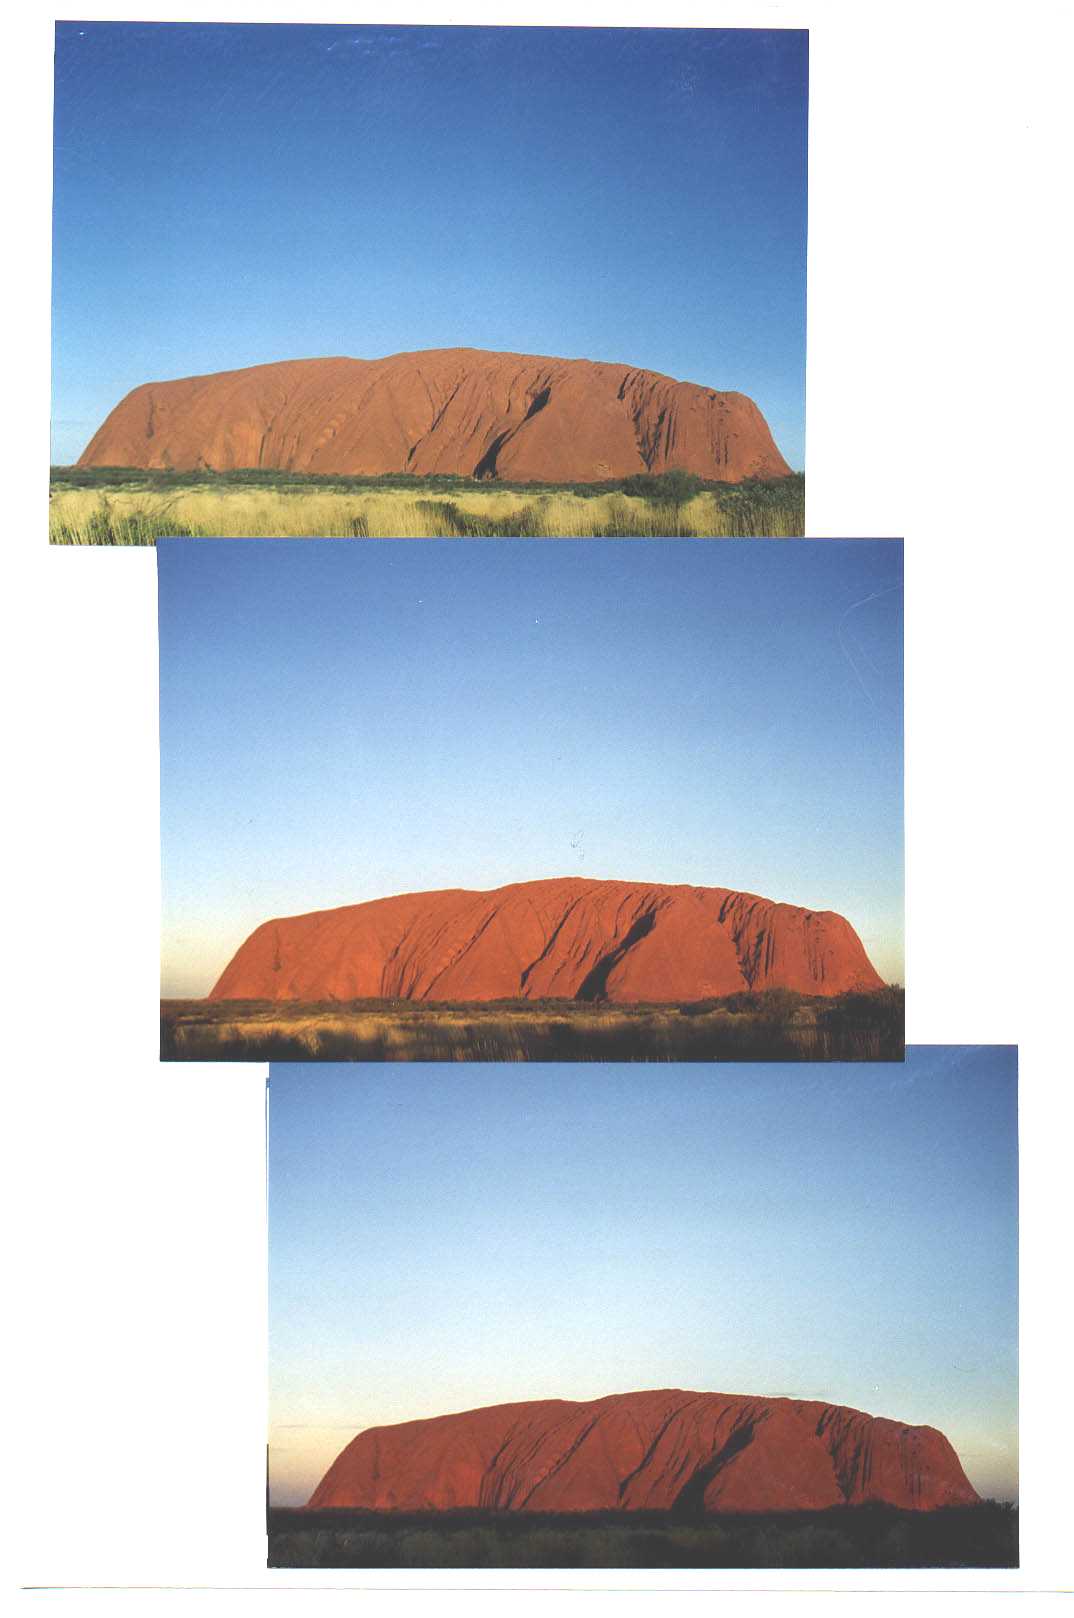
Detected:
left=672, top=1421, right=757, bottom=1519
left=575, top=909, right=658, bottom=1002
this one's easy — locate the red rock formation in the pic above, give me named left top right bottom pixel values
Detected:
left=78, top=349, right=791, bottom=483
left=210, top=877, right=882, bottom=1002
left=308, top=1389, right=980, bottom=1513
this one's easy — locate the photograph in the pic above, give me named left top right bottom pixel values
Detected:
left=267, top=1046, right=1018, bottom=1569
left=12, top=0, right=1074, bottom=1603
left=51, top=22, right=807, bottom=543
left=159, top=536, right=903, bottom=1062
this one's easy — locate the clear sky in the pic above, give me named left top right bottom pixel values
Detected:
left=158, top=538, right=902, bottom=997
left=52, top=23, right=807, bottom=468
left=268, top=1046, right=1018, bottom=1507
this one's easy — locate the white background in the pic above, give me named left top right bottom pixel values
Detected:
left=5, top=0, right=1072, bottom=1609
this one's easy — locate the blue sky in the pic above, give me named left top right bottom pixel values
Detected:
left=158, top=537, right=902, bottom=997
left=268, top=1046, right=1018, bottom=1506
left=52, top=23, right=807, bottom=467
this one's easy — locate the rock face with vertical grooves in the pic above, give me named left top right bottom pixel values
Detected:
left=209, top=877, right=882, bottom=1002
left=78, top=349, right=792, bottom=483
left=307, top=1389, right=980, bottom=1513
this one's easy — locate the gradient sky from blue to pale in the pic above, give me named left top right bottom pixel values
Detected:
left=268, top=1046, right=1018, bottom=1507
left=52, top=23, right=807, bottom=468
left=158, top=538, right=902, bottom=996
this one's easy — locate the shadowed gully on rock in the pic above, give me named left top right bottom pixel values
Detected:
left=79, top=348, right=791, bottom=483
left=210, top=877, right=883, bottom=1003
left=308, top=1389, right=980, bottom=1514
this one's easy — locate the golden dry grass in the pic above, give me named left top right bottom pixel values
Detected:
left=50, top=482, right=805, bottom=543
left=160, top=995, right=900, bottom=1063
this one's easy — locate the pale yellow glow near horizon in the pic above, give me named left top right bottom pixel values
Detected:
left=270, top=1426, right=358, bottom=1507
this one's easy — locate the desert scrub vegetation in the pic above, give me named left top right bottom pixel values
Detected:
left=50, top=467, right=805, bottom=542
left=267, top=1502, right=1016, bottom=1569
left=49, top=491, right=200, bottom=545
left=160, top=985, right=902, bottom=1064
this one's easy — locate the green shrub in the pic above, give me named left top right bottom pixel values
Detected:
left=621, top=468, right=705, bottom=506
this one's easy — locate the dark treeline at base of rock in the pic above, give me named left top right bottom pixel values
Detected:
left=268, top=1503, right=1018, bottom=1570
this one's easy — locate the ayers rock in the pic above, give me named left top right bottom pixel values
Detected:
left=78, top=348, right=792, bottom=484
left=308, top=1389, right=980, bottom=1513
left=209, top=877, right=882, bottom=1003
